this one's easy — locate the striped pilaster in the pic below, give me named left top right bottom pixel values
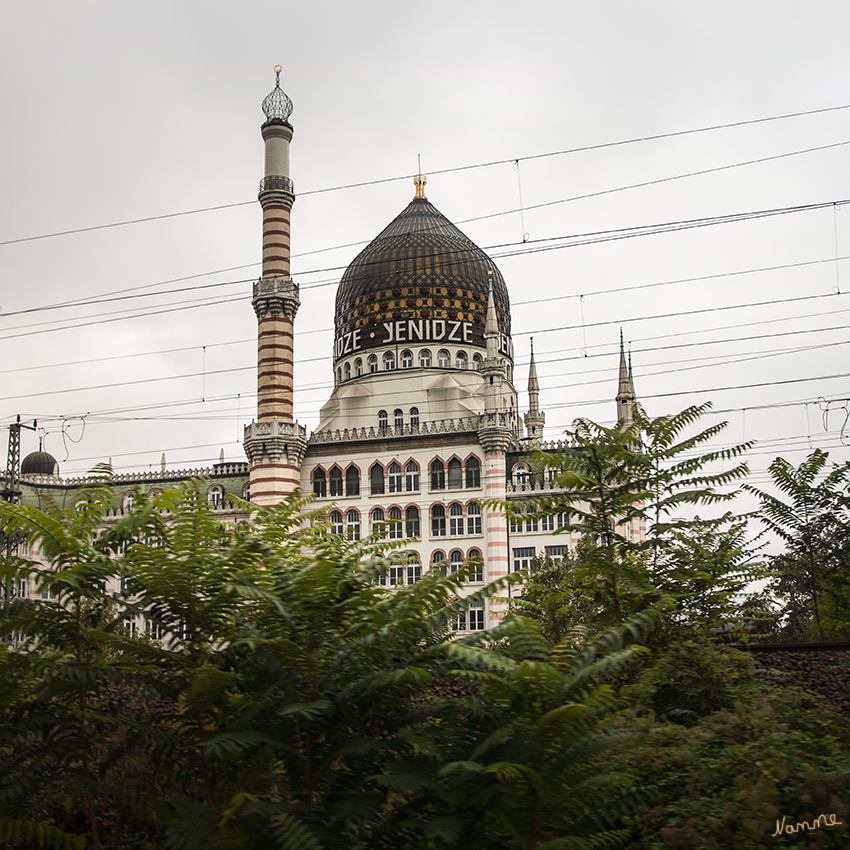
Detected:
left=257, top=315, right=294, bottom=422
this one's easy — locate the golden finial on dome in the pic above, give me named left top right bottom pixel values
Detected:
left=414, top=174, right=427, bottom=200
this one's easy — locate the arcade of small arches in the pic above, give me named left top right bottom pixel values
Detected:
left=323, top=500, right=483, bottom=543
left=335, top=346, right=486, bottom=385
left=311, top=455, right=482, bottom=498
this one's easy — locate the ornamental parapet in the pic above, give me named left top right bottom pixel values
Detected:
left=244, top=419, right=308, bottom=467
left=505, top=478, right=568, bottom=494
left=258, top=175, right=295, bottom=208
left=21, top=463, right=249, bottom=488
left=308, top=416, right=481, bottom=445
left=252, top=276, right=300, bottom=319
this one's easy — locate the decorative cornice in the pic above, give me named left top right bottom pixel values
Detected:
left=244, top=419, right=308, bottom=467
left=252, top=276, right=300, bottom=320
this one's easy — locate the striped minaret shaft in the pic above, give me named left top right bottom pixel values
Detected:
left=244, top=69, right=307, bottom=507
left=257, top=119, right=296, bottom=423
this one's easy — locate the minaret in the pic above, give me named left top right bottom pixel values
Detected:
left=616, top=328, right=637, bottom=429
left=523, top=337, right=545, bottom=444
left=243, top=67, right=307, bottom=507
left=477, top=275, right=512, bottom=600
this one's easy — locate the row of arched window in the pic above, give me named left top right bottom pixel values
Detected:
left=326, top=502, right=483, bottom=540
left=336, top=349, right=484, bottom=383
left=378, top=547, right=484, bottom=587
left=378, top=408, right=419, bottom=431
left=312, top=456, right=481, bottom=498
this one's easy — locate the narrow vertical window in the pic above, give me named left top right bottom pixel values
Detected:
left=370, top=464, right=385, bottom=495
left=329, top=467, right=343, bottom=497
left=345, top=466, right=360, bottom=496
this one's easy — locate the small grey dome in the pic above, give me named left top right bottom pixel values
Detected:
left=262, top=66, right=293, bottom=124
left=21, top=450, right=58, bottom=476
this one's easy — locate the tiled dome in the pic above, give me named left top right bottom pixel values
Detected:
left=333, top=196, right=511, bottom=362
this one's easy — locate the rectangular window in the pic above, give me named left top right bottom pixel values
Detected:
left=468, top=607, right=485, bottom=631
left=510, top=517, right=523, bottom=533
left=540, top=514, right=555, bottom=532
left=525, top=517, right=539, bottom=532
left=432, top=515, right=446, bottom=537
left=467, top=514, right=482, bottom=535
left=406, top=565, right=421, bottom=584
left=449, top=515, right=464, bottom=536
left=545, top=545, right=567, bottom=561
left=513, top=547, right=535, bottom=573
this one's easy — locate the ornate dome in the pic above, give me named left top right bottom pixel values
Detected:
left=333, top=191, right=511, bottom=363
left=21, top=450, right=58, bottom=476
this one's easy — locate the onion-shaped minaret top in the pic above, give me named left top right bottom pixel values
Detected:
left=262, top=65, right=293, bottom=124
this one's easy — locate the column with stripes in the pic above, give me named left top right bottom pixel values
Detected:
left=243, top=69, right=307, bottom=506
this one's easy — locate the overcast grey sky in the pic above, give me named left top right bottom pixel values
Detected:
left=2, top=1, right=849, bottom=497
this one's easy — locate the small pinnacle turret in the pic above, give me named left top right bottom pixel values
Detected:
left=616, top=328, right=637, bottom=429
left=523, top=337, right=545, bottom=443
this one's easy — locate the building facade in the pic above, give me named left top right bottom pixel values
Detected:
left=12, top=73, right=643, bottom=631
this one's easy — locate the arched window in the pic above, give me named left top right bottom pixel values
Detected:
left=330, top=510, right=344, bottom=535
left=383, top=351, right=395, bottom=371
left=207, top=485, right=224, bottom=509
left=467, top=502, right=482, bottom=535
left=371, top=507, right=385, bottom=533
left=468, top=548, right=484, bottom=582
left=448, top=458, right=463, bottom=489
left=354, top=357, right=363, bottom=377
left=346, top=509, right=361, bottom=540
left=388, top=507, right=403, bottom=540
left=378, top=410, right=388, bottom=433
left=472, top=354, right=483, bottom=371
left=122, top=492, right=136, bottom=513
left=430, top=460, right=445, bottom=490
left=456, top=351, right=467, bottom=369
left=242, top=482, right=251, bottom=502
left=345, top=466, right=360, bottom=496
left=368, top=354, right=378, bottom=373
left=465, top=457, right=481, bottom=488
left=401, top=349, right=413, bottom=368
left=449, top=503, right=464, bottom=535
left=419, top=349, right=432, bottom=368
left=370, top=464, right=385, bottom=495
left=438, top=349, right=450, bottom=368
left=329, top=467, right=343, bottom=498
left=388, top=462, right=402, bottom=493
left=405, top=461, right=420, bottom=491
left=513, top=463, right=530, bottom=487
left=405, top=506, right=420, bottom=538
left=409, top=407, right=420, bottom=428
left=432, top=550, right=446, bottom=566
left=344, top=362, right=351, bottom=381
left=450, top=550, right=464, bottom=574
left=431, top=504, right=446, bottom=537
left=336, top=367, right=342, bottom=384
left=394, top=408, right=404, bottom=429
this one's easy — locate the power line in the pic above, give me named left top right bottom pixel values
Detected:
left=3, top=102, right=850, bottom=248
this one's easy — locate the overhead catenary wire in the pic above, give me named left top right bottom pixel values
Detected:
left=3, top=100, right=850, bottom=248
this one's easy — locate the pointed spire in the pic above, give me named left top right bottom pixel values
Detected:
left=616, top=328, right=637, bottom=429
left=527, top=337, right=539, bottom=400
left=524, top=336, right=545, bottom=442
left=617, top=327, right=631, bottom=398
left=485, top=272, right=499, bottom=355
